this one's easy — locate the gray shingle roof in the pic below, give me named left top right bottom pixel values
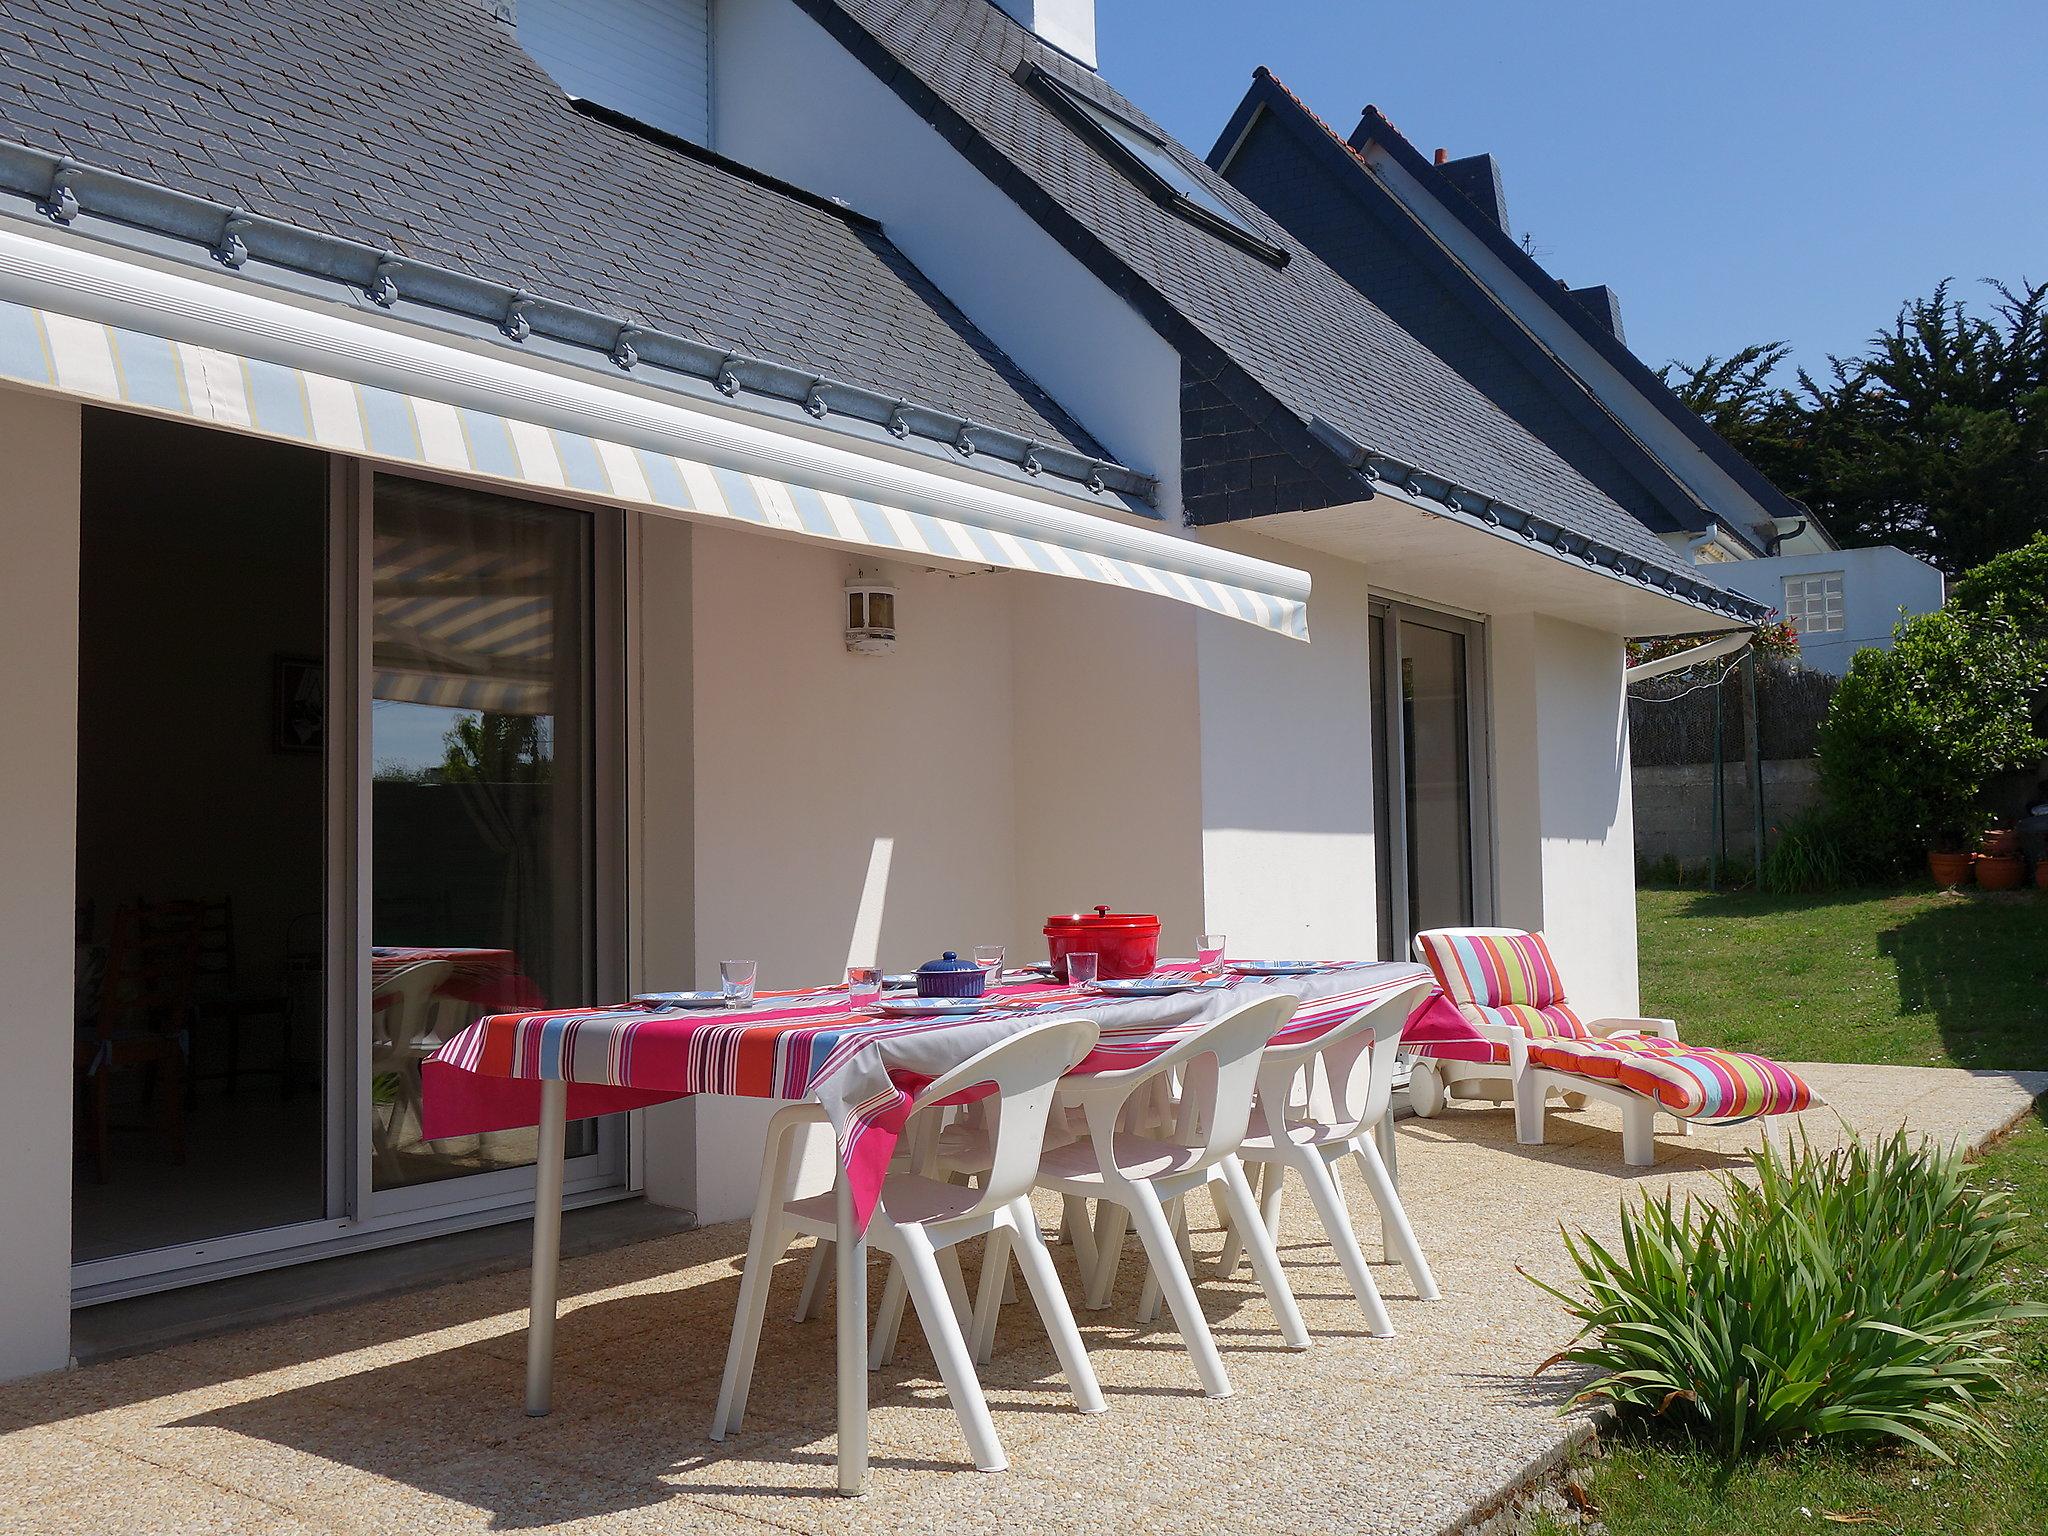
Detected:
left=0, top=0, right=1105, bottom=463
left=799, top=0, right=1723, bottom=584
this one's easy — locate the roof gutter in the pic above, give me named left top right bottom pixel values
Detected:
left=0, top=138, right=1156, bottom=507
left=1307, top=417, right=1770, bottom=623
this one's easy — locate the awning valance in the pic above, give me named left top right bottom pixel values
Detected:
left=0, top=223, right=1310, bottom=639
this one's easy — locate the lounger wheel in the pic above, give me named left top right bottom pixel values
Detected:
left=1560, top=1091, right=1588, bottom=1111
left=1407, top=1059, right=1443, bottom=1118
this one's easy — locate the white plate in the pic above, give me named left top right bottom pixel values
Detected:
left=1087, top=977, right=1231, bottom=997
left=875, top=996, right=991, bottom=1017
left=1221, top=961, right=1324, bottom=977
left=634, top=991, right=739, bottom=1010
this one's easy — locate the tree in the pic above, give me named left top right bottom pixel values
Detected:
left=1663, top=279, right=2048, bottom=574
left=1949, top=529, right=2048, bottom=649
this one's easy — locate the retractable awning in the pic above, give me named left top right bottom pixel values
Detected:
left=0, top=223, right=1310, bottom=639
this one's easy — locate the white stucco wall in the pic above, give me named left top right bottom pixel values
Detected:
left=0, top=390, right=81, bottom=1378
left=1487, top=611, right=1640, bottom=1020
left=710, top=0, right=1184, bottom=512
left=1710, top=545, right=1945, bottom=676
left=1195, top=529, right=1380, bottom=958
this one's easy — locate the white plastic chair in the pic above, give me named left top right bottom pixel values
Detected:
left=367, top=959, right=452, bottom=1174
left=1215, top=981, right=1439, bottom=1333
left=1031, top=994, right=1312, bottom=1400
left=710, top=1015, right=1104, bottom=1473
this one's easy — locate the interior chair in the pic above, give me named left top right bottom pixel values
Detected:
left=711, top=1015, right=1105, bottom=1474
left=1215, top=979, right=1439, bottom=1333
left=74, top=899, right=204, bottom=1182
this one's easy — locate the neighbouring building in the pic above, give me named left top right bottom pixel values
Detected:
left=0, top=0, right=1773, bottom=1380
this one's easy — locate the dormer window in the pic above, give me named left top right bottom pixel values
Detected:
left=1020, top=64, right=1289, bottom=267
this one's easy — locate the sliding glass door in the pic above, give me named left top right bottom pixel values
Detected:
left=365, top=475, right=610, bottom=1204
left=70, top=426, right=628, bottom=1303
left=1371, top=602, right=1491, bottom=960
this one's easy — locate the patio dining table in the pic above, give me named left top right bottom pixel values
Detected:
left=421, top=959, right=1487, bottom=1494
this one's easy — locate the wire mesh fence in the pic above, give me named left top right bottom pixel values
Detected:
left=1628, top=659, right=1838, bottom=766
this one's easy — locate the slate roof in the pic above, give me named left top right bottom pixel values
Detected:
left=0, top=0, right=1108, bottom=468
left=1346, top=104, right=1812, bottom=541
left=1209, top=70, right=1726, bottom=545
left=795, top=0, right=1741, bottom=595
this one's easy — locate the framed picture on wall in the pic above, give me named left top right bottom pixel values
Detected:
left=274, top=655, right=324, bottom=754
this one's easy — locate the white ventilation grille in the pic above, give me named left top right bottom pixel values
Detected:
left=518, top=0, right=711, bottom=145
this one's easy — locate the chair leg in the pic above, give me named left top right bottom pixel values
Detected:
left=898, top=1230, right=1006, bottom=1472
left=1375, top=1112, right=1399, bottom=1188
left=1622, top=1099, right=1657, bottom=1166
left=1213, top=1161, right=1256, bottom=1279
left=1215, top=1157, right=1310, bottom=1350
left=1351, top=1134, right=1438, bottom=1302
left=869, top=1259, right=909, bottom=1371
left=714, top=1114, right=800, bottom=1439
left=1513, top=1070, right=1547, bottom=1145
left=1085, top=1201, right=1130, bottom=1310
left=1060, top=1195, right=1099, bottom=1281
left=938, top=1245, right=974, bottom=1329
left=794, top=1240, right=829, bottom=1322
left=1124, top=1187, right=1232, bottom=1399
left=1290, top=1148, right=1391, bottom=1338
left=1006, top=1202, right=1105, bottom=1414
left=1136, top=1195, right=1190, bottom=1325
left=970, top=1225, right=1012, bottom=1365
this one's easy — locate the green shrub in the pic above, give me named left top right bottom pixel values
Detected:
left=1816, top=606, right=2045, bottom=868
left=1534, top=1129, right=2044, bottom=1460
left=1951, top=531, right=2048, bottom=648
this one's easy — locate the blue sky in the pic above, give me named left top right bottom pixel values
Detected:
left=1095, top=0, right=2046, bottom=380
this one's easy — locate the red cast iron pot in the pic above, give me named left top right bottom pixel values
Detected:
left=1044, top=906, right=1161, bottom=981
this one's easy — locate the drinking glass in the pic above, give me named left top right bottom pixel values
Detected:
left=1065, top=950, right=1099, bottom=988
left=1198, top=933, right=1226, bottom=967
left=973, top=944, right=1006, bottom=991
left=846, top=965, right=881, bottom=1008
left=720, top=959, right=758, bottom=1006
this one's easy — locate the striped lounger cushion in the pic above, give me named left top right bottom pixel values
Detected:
left=1414, top=930, right=1591, bottom=1064
left=1527, top=1035, right=1815, bottom=1124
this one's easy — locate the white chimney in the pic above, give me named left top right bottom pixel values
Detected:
left=993, top=0, right=1096, bottom=68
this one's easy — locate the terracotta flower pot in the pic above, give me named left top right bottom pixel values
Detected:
left=1981, top=827, right=2020, bottom=858
left=1976, top=853, right=2025, bottom=891
left=1928, top=849, right=1974, bottom=888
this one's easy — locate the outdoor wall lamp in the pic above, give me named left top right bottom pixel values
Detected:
left=844, top=574, right=897, bottom=655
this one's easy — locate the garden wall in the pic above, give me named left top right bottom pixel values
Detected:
left=1632, top=758, right=1824, bottom=866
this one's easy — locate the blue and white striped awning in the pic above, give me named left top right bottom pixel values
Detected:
left=0, top=227, right=1312, bottom=639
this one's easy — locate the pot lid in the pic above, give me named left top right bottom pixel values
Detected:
left=1044, top=905, right=1160, bottom=930
left=917, top=950, right=981, bottom=974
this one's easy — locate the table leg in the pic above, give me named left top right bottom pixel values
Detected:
left=834, top=1167, right=869, bottom=1497
left=1375, top=1109, right=1399, bottom=1187
left=524, top=1077, right=568, bottom=1417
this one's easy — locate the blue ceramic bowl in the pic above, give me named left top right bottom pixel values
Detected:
left=916, top=951, right=988, bottom=998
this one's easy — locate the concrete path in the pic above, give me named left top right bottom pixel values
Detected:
left=3, top=1063, right=2041, bottom=1535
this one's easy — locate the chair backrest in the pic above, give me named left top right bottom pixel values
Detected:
left=1257, top=981, right=1433, bottom=1141
left=905, top=1014, right=1099, bottom=1217
left=370, top=960, right=454, bottom=1052
left=98, top=900, right=208, bottom=1039
left=1412, top=927, right=1589, bottom=1044
left=1079, top=993, right=1299, bottom=1175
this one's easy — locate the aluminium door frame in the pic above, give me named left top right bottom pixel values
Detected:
left=1370, top=596, right=1497, bottom=955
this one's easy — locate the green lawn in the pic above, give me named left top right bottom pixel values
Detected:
left=1528, top=887, right=2048, bottom=1535
left=1636, top=884, right=2048, bottom=1072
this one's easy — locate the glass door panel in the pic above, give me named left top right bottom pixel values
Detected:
left=1401, top=622, right=1474, bottom=935
left=1371, top=605, right=1486, bottom=958
left=368, top=477, right=596, bottom=1192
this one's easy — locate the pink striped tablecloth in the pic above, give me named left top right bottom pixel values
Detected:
left=423, top=960, right=1486, bottom=1229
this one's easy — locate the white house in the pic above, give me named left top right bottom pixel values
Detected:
left=0, top=0, right=1767, bottom=1381
left=1708, top=547, right=1946, bottom=675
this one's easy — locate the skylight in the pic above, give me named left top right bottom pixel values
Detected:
left=1023, top=67, right=1289, bottom=266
